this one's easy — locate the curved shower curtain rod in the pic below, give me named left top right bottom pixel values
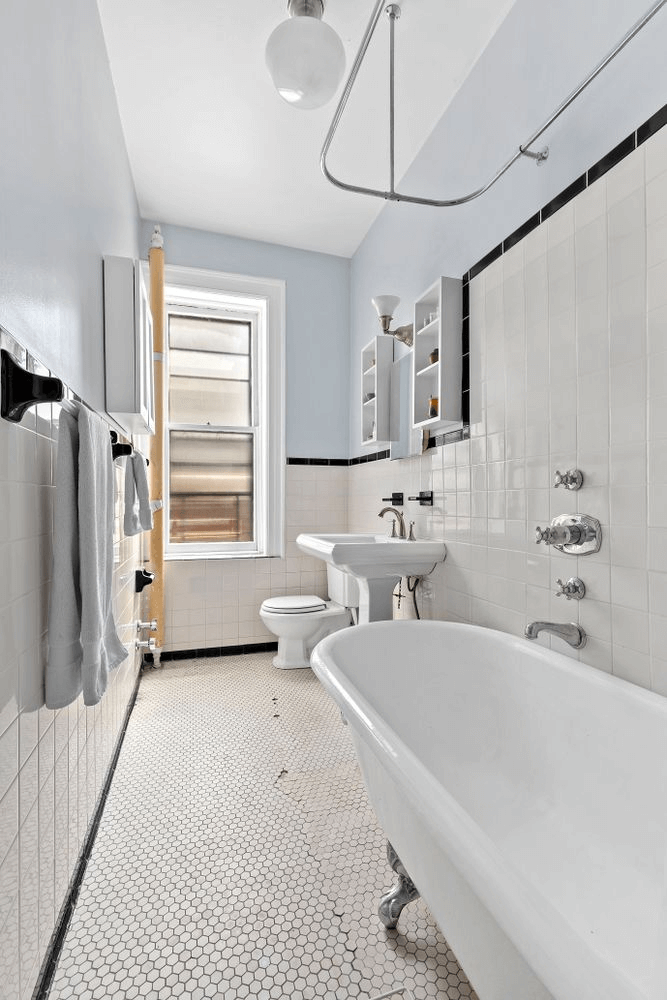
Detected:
left=320, top=0, right=667, bottom=208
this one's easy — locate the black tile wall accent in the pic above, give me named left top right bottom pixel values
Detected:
left=469, top=241, right=503, bottom=280
left=638, top=103, right=667, bottom=145
left=461, top=281, right=470, bottom=319
left=587, top=134, right=635, bottom=184
left=287, top=451, right=390, bottom=467
left=161, top=641, right=279, bottom=662
left=466, top=98, right=667, bottom=281
left=287, top=457, right=347, bottom=466
left=540, top=173, right=587, bottom=221
left=503, top=211, right=541, bottom=253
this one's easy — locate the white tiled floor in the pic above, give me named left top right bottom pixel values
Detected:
left=48, top=653, right=476, bottom=1000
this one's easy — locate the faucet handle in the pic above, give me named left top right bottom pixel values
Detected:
left=389, top=519, right=398, bottom=538
left=553, top=468, right=583, bottom=490
left=535, top=526, right=552, bottom=545
left=555, top=577, right=586, bottom=600
left=407, top=521, right=416, bottom=541
left=407, top=491, right=434, bottom=506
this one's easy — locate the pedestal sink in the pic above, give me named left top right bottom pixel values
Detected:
left=296, top=532, right=446, bottom=624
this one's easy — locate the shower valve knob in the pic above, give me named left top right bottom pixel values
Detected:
left=553, top=469, right=583, bottom=490
left=555, top=577, right=586, bottom=601
left=136, top=638, right=156, bottom=651
left=137, top=619, right=158, bottom=632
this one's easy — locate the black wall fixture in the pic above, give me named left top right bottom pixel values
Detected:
left=1, top=349, right=63, bottom=423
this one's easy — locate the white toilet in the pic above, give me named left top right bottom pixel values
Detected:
left=260, top=565, right=358, bottom=669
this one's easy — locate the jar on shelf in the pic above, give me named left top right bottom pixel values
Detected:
left=428, top=396, right=439, bottom=418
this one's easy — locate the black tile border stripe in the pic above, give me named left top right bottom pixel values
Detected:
left=540, top=173, right=587, bottom=221
left=33, top=668, right=143, bottom=1000
left=587, top=134, right=635, bottom=185
left=466, top=98, right=667, bottom=282
left=287, top=451, right=390, bottom=467
left=637, top=103, right=667, bottom=145
left=160, top=641, right=278, bottom=662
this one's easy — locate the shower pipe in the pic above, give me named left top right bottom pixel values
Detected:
left=320, top=0, right=667, bottom=207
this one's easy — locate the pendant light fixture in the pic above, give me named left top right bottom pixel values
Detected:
left=266, top=0, right=345, bottom=111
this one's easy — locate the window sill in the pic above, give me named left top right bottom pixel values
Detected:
left=163, top=551, right=282, bottom=562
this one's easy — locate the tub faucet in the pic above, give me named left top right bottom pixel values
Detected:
left=378, top=506, right=406, bottom=539
left=524, top=621, right=587, bottom=649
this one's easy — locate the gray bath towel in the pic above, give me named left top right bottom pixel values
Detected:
left=46, top=404, right=127, bottom=708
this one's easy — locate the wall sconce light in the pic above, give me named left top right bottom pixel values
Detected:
left=265, top=0, right=346, bottom=111
left=371, top=295, right=413, bottom=347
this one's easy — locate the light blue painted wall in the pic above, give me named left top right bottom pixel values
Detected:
left=0, top=0, right=140, bottom=413
left=349, top=0, right=667, bottom=455
left=140, top=222, right=351, bottom=458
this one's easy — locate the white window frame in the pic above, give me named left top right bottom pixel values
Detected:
left=162, top=264, right=285, bottom=560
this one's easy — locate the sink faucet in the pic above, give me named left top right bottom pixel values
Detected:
left=524, top=621, right=586, bottom=649
left=378, top=506, right=406, bottom=539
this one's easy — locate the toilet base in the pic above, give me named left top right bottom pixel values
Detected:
left=272, top=637, right=312, bottom=670
left=260, top=603, right=353, bottom=671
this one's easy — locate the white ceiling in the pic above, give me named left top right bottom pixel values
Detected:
left=97, top=0, right=517, bottom=258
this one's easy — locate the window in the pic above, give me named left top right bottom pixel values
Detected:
left=163, top=266, right=285, bottom=559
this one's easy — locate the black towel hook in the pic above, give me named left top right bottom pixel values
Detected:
left=1, top=349, right=63, bottom=423
left=109, top=429, right=132, bottom=460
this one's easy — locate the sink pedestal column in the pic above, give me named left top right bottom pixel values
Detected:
left=356, top=576, right=399, bottom=624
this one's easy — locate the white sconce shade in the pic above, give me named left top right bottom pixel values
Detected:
left=371, top=295, right=400, bottom=320
left=266, top=16, right=345, bottom=110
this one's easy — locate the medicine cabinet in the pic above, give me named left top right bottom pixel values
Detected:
left=104, top=256, right=155, bottom=436
left=412, top=277, right=461, bottom=431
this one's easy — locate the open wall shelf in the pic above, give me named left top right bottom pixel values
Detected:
left=412, top=277, right=462, bottom=431
left=361, top=335, right=394, bottom=446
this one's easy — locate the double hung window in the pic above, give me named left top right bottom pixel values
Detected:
left=163, top=267, right=285, bottom=559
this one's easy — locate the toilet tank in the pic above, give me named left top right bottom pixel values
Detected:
left=326, top=564, right=359, bottom=608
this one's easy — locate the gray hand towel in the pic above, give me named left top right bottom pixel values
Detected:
left=123, top=453, right=141, bottom=536
left=124, top=452, right=155, bottom=535
left=46, top=404, right=127, bottom=708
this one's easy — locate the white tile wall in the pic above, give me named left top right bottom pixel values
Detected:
left=348, top=127, right=667, bottom=696
left=163, top=464, right=348, bottom=651
left=0, top=358, right=142, bottom=1000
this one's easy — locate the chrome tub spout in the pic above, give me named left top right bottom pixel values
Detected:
left=525, top=621, right=587, bottom=649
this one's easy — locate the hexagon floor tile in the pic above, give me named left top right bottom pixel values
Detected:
left=49, top=654, right=478, bottom=1000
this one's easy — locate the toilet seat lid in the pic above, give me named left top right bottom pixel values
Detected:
left=262, top=595, right=326, bottom=614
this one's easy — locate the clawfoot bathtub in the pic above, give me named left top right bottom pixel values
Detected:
left=311, top=620, right=667, bottom=1000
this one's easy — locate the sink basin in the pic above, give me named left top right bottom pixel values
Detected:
left=297, top=532, right=446, bottom=623
left=297, top=532, right=446, bottom=578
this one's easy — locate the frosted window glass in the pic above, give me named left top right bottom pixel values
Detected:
left=169, top=376, right=250, bottom=426
left=169, top=431, right=253, bottom=543
left=168, top=314, right=251, bottom=426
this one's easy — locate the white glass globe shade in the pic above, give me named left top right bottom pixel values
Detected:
left=266, top=16, right=345, bottom=110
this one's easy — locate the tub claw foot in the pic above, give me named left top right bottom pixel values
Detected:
left=378, top=842, right=420, bottom=929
